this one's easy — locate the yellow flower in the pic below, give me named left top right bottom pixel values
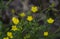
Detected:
left=47, top=18, right=54, bottom=24
left=31, top=6, right=38, bottom=13
left=11, top=25, right=18, bottom=31
left=19, top=12, right=26, bottom=17
left=44, top=32, right=48, bottom=36
left=27, top=16, right=33, bottom=21
left=3, top=37, right=9, bottom=39
left=7, top=32, right=13, bottom=38
left=12, top=17, right=19, bottom=25
left=11, top=9, right=15, bottom=13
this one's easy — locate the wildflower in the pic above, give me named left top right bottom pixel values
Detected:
left=11, top=9, right=15, bottom=13
left=3, top=37, right=9, bottom=39
left=31, top=6, right=38, bottom=13
left=12, top=17, right=19, bottom=25
left=7, top=32, right=13, bottom=38
left=47, top=18, right=54, bottom=24
left=19, top=12, right=26, bottom=17
left=11, top=25, right=18, bottom=31
left=44, top=32, right=48, bottom=36
left=27, top=16, right=33, bottom=21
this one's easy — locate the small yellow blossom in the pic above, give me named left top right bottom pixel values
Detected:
left=12, top=17, right=19, bottom=25
left=7, top=32, right=13, bottom=38
left=31, top=6, right=38, bottom=13
left=19, top=12, right=26, bottom=17
left=44, top=32, right=48, bottom=36
left=47, top=18, right=54, bottom=24
left=3, top=37, right=9, bottom=39
left=11, top=25, right=18, bottom=31
left=11, top=9, right=15, bottom=13
left=27, top=16, right=33, bottom=21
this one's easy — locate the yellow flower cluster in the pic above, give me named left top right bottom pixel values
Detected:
left=3, top=25, right=18, bottom=39
left=3, top=32, right=13, bottom=39
left=12, top=17, right=19, bottom=25
left=3, top=4, right=56, bottom=39
left=7, top=32, right=13, bottom=38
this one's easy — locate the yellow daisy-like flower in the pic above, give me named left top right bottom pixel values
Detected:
left=7, top=32, right=13, bottom=38
left=31, top=6, right=38, bottom=13
left=44, top=32, right=48, bottom=36
left=11, top=9, right=15, bottom=13
left=19, top=12, right=26, bottom=17
left=47, top=18, right=54, bottom=24
left=3, top=37, right=9, bottom=39
left=27, top=16, right=33, bottom=21
left=12, top=17, right=19, bottom=25
left=11, top=25, right=18, bottom=31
